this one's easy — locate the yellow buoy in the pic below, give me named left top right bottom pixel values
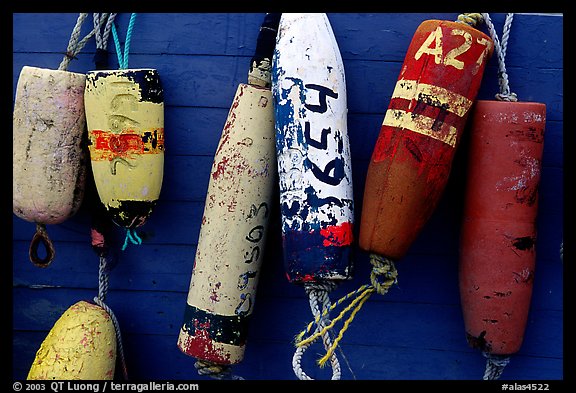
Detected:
left=27, top=301, right=117, bottom=380
left=84, top=68, right=164, bottom=229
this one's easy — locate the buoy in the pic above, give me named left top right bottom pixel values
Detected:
left=12, top=67, right=87, bottom=233
left=84, top=68, right=164, bottom=231
left=359, top=16, right=494, bottom=261
left=458, top=13, right=546, bottom=380
left=272, top=13, right=354, bottom=379
left=12, top=13, right=96, bottom=267
left=177, top=13, right=280, bottom=379
left=27, top=301, right=117, bottom=380
left=84, top=14, right=163, bottom=250
left=295, top=14, right=494, bottom=378
left=459, top=100, right=545, bottom=372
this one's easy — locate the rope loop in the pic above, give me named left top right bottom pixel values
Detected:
left=456, top=13, right=484, bottom=27
left=369, top=254, right=398, bottom=295
left=112, top=13, right=137, bottom=70
left=293, top=282, right=341, bottom=380
left=194, top=359, right=245, bottom=380
left=29, top=224, right=56, bottom=267
left=482, top=13, right=518, bottom=101
left=122, top=228, right=142, bottom=251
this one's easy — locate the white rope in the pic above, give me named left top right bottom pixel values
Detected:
left=292, top=282, right=342, bottom=380
left=482, top=351, right=511, bottom=380
left=482, top=13, right=518, bottom=101
left=93, top=13, right=117, bottom=50
left=93, top=255, right=129, bottom=380
left=58, top=13, right=97, bottom=71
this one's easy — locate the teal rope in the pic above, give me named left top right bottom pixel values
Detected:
left=122, top=228, right=142, bottom=251
left=111, top=13, right=137, bottom=69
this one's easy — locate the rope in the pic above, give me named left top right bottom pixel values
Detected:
left=292, top=281, right=341, bottom=380
left=293, top=255, right=398, bottom=373
left=58, top=13, right=97, bottom=71
left=121, top=228, right=142, bottom=251
left=482, top=352, right=511, bottom=380
left=29, top=223, right=56, bottom=267
left=456, top=13, right=484, bottom=27
left=111, top=13, right=137, bottom=70
left=93, top=13, right=117, bottom=69
left=194, top=360, right=245, bottom=380
left=93, top=254, right=129, bottom=380
left=483, top=13, right=518, bottom=102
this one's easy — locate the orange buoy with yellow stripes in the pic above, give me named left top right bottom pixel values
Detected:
left=359, top=18, right=494, bottom=261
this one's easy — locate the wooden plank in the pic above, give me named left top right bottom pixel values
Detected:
left=12, top=287, right=562, bottom=358
left=13, top=13, right=562, bottom=68
left=11, top=12, right=563, bottom=381
left=12, top=329, right=563, bottom=380
left=13, top=59, right=563, bottom=122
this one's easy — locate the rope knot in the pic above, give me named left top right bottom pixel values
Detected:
left=369, top=254, right=398, bottom=295
left=194, top=360, right=244, bottom=380
left=456, top=13, right=484, bottom=27
left=495, top=92, right=518, bottom=102
left=482, top=351, right=511, bottom=380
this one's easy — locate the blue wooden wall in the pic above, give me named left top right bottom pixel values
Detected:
left=12, top=13, right=563, bottom=381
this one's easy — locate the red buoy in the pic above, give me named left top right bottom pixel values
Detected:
left=359, top=19, right=493, bottom=261
left=459, top=100, right=546, bottom=357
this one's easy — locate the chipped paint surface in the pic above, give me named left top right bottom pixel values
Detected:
left=359, top=20, right=493, bottom=260
left=272, top=13, right=354, bottom=283
left=84, top=69, right=164, bottom=228
left=178, top=83, right=276, bottom=365
left=459, top=100, right=546, bottom=355
left=13, top=66, right=87, bottom=225
left=27, top=301, right=116, bottom=380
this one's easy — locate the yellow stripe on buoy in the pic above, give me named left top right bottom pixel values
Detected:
left=27, top=301, right=116, bottom=380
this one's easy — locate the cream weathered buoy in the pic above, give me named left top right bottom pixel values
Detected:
left=13, top=14, right=94, bottom=268
left=13, top=66, right=87, bottom=235
left=84, top=68, right=164, bottom=236
left=27, top=301, right=116, bottom=380
left=177, top=13, right=280, bottom=379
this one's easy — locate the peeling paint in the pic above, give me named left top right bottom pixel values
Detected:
left=273, top=13, right=354, bottom=284
left=84, top=69, right=164, bottom=229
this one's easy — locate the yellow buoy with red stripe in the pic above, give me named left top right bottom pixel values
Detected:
left=27, top=301, right=116, bottom=380
left=84, top=68, right=164, bottom=231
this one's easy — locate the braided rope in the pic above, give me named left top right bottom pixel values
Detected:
left=93, top=13, right=117, bottom=50
left=292, top=282, right=341, bottom=380
left=483, top=13, right=518, bottom=102
left=293, top=255, right=398, bottom=375
left=111, top=13, right=137, bottom=69
left=58, top=13, right=97, bottom=71
left=456, top=13, right=484, bottom=27
left=482, top=352, right=511, bottom=380
left=93, top=255, right=129, bottom=380
left=122, top=228, right=142, bottom=251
